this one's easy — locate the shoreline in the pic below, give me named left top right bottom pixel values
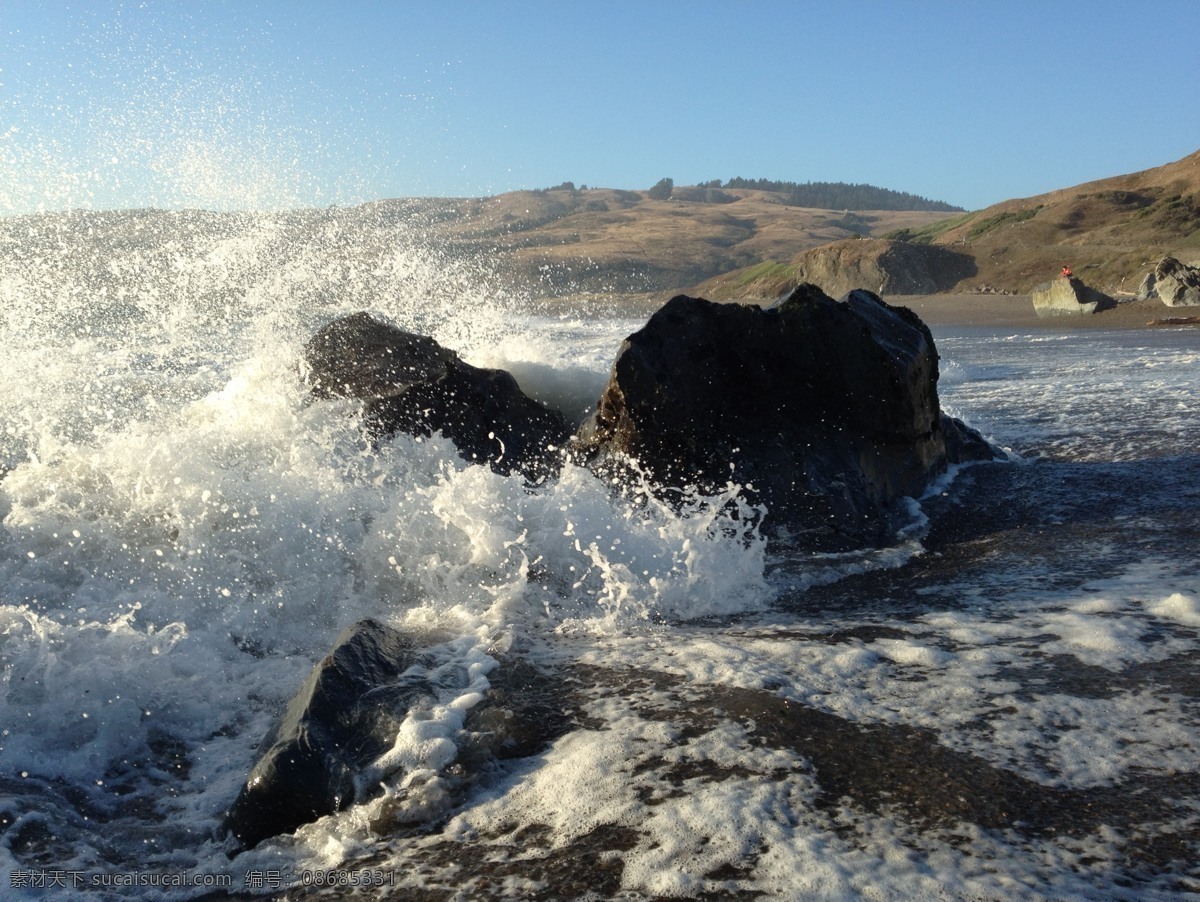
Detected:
left=882, top=293, right=1195, bottom=332
left=531, top=291, right=1200, bottom=333
left=536, top=291, right=1198, bottom=331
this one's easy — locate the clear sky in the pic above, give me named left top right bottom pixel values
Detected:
left=2, top=0, right=1198, bottom=215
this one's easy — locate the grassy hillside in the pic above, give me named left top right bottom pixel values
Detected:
left=407, top=186, right=957, bottom=298
left=24, top=157, right=1193, bottom=304
left=696, top=149, right=1200, bottom=299
left=912, top=149, right=1200, bottom=293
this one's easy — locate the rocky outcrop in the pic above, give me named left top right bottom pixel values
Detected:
left=1137, top=271, right=1158, bottom=300
left=1154, top=256, right=1200, bottom=307
left=224, top=620, right=572, bottom=851
left=302, top=312, right=570, bottom=481
left=224, top=620, right=427, bottom=851
left=788, top=238, right=977, bottom=296
left=1030, top=277, right=1116, bottom=317
left=571, top=287, right=998, bottom=552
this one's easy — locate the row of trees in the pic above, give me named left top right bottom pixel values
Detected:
left=536, top=177, right=961, bottom=213
left=715, top=178, right=962, bottom=212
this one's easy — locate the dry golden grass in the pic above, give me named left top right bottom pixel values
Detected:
left=402, top=149, right=1200, bottom=302
left=924, top=149, right=1200, bottom=294
left=422, top=187, right=953, bottom=297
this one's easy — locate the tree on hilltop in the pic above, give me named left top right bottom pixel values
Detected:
left=648, top=177, right=674, bottom=200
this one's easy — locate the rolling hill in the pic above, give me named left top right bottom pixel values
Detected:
left=697, top=149, right=1200, bottom=300
left=407, top=186, right=958, bottom=299
left=918, top=147, right=1200, bottom=293
left=12, top=155, right=1194, bottom=307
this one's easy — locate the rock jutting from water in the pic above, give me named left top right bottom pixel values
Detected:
left=302, top=296, right=997, bottom=551
left=223, top=619, right=573, bottom=851
left=302, top=311, right=571, bottom=481
left=1153, top=256, right=1200, bottom=307
left=570, top=286, right=999, bottom=551
left=236, top=290, right=1000, bottom=845
left=1030, top=276, right=1117, bottom=317
left=223, top=619, right=427, bottom=851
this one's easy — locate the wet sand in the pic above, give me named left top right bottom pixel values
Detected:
left=543, top=291, right=1198, bottom=333
left=885, top=293, right=1195, bottom=331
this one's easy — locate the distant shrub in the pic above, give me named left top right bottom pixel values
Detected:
left=965, top=205, right=1044, bottom=240
left=884, top=211, right=978, bottom=244
left=648, top=178, right=674, bottom=200
left=1092, top=190, right=1154, bottom=209
left=1146, top=193, right=1200, bottom=231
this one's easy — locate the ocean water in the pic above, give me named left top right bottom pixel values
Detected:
left=1, top=210, right=1198, bottom=900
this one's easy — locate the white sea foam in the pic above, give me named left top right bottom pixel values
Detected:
left=0, top=211, right=784, bottom=895
left=1148, top=591, right=1200, bottom=626
left=4, top=212, right=1200, bottom=898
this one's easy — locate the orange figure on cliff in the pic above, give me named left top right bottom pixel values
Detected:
left=1061, top=265, right=1073, bottom=279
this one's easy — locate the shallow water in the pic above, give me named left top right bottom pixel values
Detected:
left=1, top=211, right=1198, bottom=899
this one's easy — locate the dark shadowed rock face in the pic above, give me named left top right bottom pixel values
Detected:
left=1138, top=270, right=1158, bottom=300
left=571, top=287, right=997, bottom=551
left=302, top=312, right=571, bottom=481
left=224, top=619, right=426, bottom=852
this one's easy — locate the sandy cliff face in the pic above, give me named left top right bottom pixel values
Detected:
left=786, top=239, right=977, bottom=297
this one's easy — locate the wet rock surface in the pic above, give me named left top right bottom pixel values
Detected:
left=571, top=287, right=997, bottom=550
left=224, top=619, right=427, bottom=851
left=224, top=620, right=575, bottom=852
left=314, top=644, right=1200, bottom=900
left=215, top=451, right=1200, bottom=898
left=303, top=312, right=571, bottom=481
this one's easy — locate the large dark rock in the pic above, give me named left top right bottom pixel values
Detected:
left=571, top=287, right=998, bottom=551
left=303, top=312, right=571, bottom=481
left=224, top=620, right=574, bottom=851
left=224, top=619, right=427, bottom=851
left=1154, top=256, right=1200, bottom=307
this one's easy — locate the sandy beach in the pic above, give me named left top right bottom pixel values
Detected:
left=542, top=291, right=1199, bottom=332
left=884, top=293, right=1196, bottom=331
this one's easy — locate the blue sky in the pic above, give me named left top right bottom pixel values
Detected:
left=2, top=0, right=1198, bottom=215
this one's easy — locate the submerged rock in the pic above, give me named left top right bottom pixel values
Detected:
left=1031, top=276, right=1116, bottom=317
left=1154, top=256, right=1200, bottom=307
left=571, top=287, right=998, bottom=551
left=302, top=312, right=571, bottom=481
